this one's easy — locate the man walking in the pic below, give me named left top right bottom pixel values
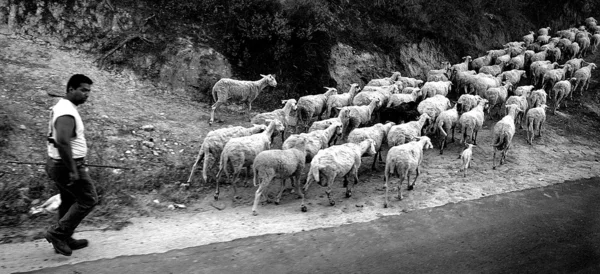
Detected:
left=44, top=74, right=97, bottom=256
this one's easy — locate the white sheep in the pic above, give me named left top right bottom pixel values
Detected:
left=251, top=138, right=307, bottom=215
left=504, top=93, right=529, bottom=129
left=347, top=122, right=395, bottom=171
left=523, top=31, right=535, bottom=45
left=492, top=104, right=523, bottom=169
left=296, top=87, right=339, bottom=132
left=479, top=64, right=506, bottom=77
left=507, top=54, right=525, bottom=70
left=457, top=94, right=481, bottom=114
left=421, top=81, right=453, bottom=98
left=541, top=64, right=572, bottom=93
left=397, top=77, right=424, bottom=88
left=366, top=72, right=402, bottom=86
left=250, top=99, right=297, bottom=143
left=303, top=138, right=377, bottom=209
left=565, top=58, right=586, bottom=76
left=513, top=85, right=534, bottom=96
left=551, top=78, right=576, bottom=113
left=387, top=88, right=422, bottom=107
left=417, top=94, right=451, bottom=133
left=572, top=63, right=597, bottom=96
left=186, top=124, right=267, bottom=186
left=338, top=98, right=381, bottom=140
left=282, top=121, right=342, bottom=162
left=353, top=84, right=400, bottom=110
left=383, top=136, right=433, bottom=207
left=209, top=74, right=277, bottom=125
left=459, top=98, right=488, bottom=145
left=471, top=53, right=493, bottom=72
left=483, top=82, right=512, bottom=119
left=538, top=27, right=551, bottom=36
left=436, top=103, right=459, bottom=154
left=499, top=69, right=527, bottom=91
left=450, top=56, right=472, bottom=74
left=591, top=33, right=600, bottom=53
left=427, top=62, right=451, bottom=81
left=458, top=144, right=476, bottom=177
left=325, top=83, right=361, bottom=118
left=565, top=42, right=580, bottom=60
left=451, top=70, right=477, bottom=94
left=529, top=89, right=547, bottom=108
left=525, top=104, right=547, bottom=145
left=386, top=113, right=431, bottom=146
left=214, top=119, right=284, bottom=200
left=464, top=73, right=502, bottom=96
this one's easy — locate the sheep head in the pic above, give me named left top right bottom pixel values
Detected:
left=416, top=136, right=433, bottom=150
left=323, top=87, right=338, bottom=96
left=260, top=74, right=277, bottom=87
left=365, top=138, right=377, bottom=156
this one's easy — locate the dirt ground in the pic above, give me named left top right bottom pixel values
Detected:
left=1, top=34, right=600, bottom=272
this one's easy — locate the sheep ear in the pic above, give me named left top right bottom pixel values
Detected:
left=281, top=100, right=288, bottom=104
left=260, top=74, right=266, bottom=77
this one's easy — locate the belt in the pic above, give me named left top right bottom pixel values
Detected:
left=50, top=157, right=85, bottom=164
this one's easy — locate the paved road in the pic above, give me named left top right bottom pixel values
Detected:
left=22, top=178, right=600, bottom=274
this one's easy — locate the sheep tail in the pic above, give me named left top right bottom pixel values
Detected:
left=492, top=132, right=509, bottom=150
left=438, top=122, right=448, bottom=137
left=211, top=86, right=218, bottom=104
left=311, top=164, right=320, bottom=183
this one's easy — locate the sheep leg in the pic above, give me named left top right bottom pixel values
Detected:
left=450, top=126, right=456, bottom=143
left=246, top=101, right=253, bottom=122
left=409, top=167, right=419, bottom=191
left=344, top=176, right=352, bottom=198
left=492, top=148, right=498, bottom=169
left=243, top=166, right=252, bottom=187
left=398, top=167, right=406, bottom=200
left=472, top=129, right=479, bottom=145
left=293, top=176, right=307, bottom=212
left=186, top=149, right=204, bottom=185
left=275, top=178, right=286, bottom=205
left=252, top=179, right=269, bottom=216
left=326, top=176, right=336, bottom=206
left=210, top=101, right=225, bottom=125
left=371, top=152, right=379, bottom=171
left=383, top=167, right=390, bottom=208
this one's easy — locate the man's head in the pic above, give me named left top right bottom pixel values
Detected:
left=66, top=74, right=93, bottom=105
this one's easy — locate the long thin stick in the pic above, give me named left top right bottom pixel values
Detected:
left=5, top=161, right=133, bottom=170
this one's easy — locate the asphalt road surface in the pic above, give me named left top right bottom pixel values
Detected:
left=21, top=178, right=600, bottom=274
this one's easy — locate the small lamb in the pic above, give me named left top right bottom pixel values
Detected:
left=458, top=144, right=476, bottom=177
left=525, top=104, right=547, bottom=145
left=383, top=136, right=433, bottom=207
left=214, top=119, right=284, bottom=200
left=210, top=74, right=277, bottom=125
left=304, top=138, right=377, bottom=209
left=251, top=138, right=307, bottom=215
left=492, top=104, right=523, bottom=169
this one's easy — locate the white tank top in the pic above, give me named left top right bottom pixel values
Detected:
left=47, top=99, right=87, bottom=159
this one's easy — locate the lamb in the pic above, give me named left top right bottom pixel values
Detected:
left=492, top=104, right=523, bottom=169
left=523, top=31, right=535, bottom=46
left=338, top=98, right=381, bottom=140
left=551, top=78, right=576, bottom=113
left=557, top=38, right=572, bottom=50
left=296, top=87, right=338, bottom=132
left=526, top=104, right=547, bottom=145
left=397, top=77, right=424, bottom=88
left=209, top=74, right=277, bottom=125
left=186, top=124, right=267, bottom=187
left=513, top=85, right=534, bottom=97
left=487, top=49, right=508, bottom=62
left=366, top=72, right=402, bottom=86
left=457, top=94, right=481, bottom=114
left=458, top=144, right=476, bottom=177
left=214, top=119, right=284, bottom=200
left=250, top=99, right=297, bottom=143
left=383, top=136, right=433, bottom=207
left=282, top=121, right=342, bottom=162
left=386, top=113, right=431, bottom=147
left=421, top=81, right=453, bottom=98
left=379, top=101, right=420, bottom=125
left=529, top=89, right=547, bottom=108
left=436, top=103, right=459, bottom=154
left=251, top=138, right=307, bottom=215
left=387, top=88, right=421, bottom=107
left=417, top=95, right=451, bottom=133
left=459, top=98, right=488, bottom=145
left=483, top=82, right=512, bottom=119
left=541, top=64, right=572, bottom=93
left=303, top=138, right=377, bottom=208
left=504, top=93, right=529, bottom=129
left=572, top=63, right=597, bottom=95
left=325, top=83, right=361, bottom=118
left=347, top=122, right=395, bottom=170
left=530, top=49, right=549, bottom=65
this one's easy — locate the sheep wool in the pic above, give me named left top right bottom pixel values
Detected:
left=492, top=104, right=522, bottom=169
left=347, top=122, right=395, bottom=170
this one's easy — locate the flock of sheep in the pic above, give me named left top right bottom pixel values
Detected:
left=189, top=17, right=599, bottom=215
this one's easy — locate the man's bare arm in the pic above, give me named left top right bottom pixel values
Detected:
left=54, top=115, right=80, bottom=180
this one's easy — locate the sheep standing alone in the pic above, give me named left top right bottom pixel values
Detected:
left=304, top=139, right=377, bottom=209
left=347, top=122, right=395, bottom=170
left=325, top=83, right=361, bottom=118
left=492, top=104, right=523, bottom=169
left=459, top=98, right=488, bottom=145
left=386, top=113, right=430, bottom=146
left=436, top=103, right=459, bottom=154
left=214, top=119, right=284, bottom=200
left=296, top=87, right=339, bottom=133
left=282, top=121, right=342, bottom=162
left=458, top=144, right=476, bottom=177
left=251, top=138, right=307, bottom=215
left=383, top=136, right=433, bottom=207
left=250, top=99, right=297, bottom=143
left=551, top=78, right=576, bottom=113
left=366, top=72, right=402, bottom=86
left=209, top=74, right=277, bottom=125
left=572, top=63, right=597, bottom=95
left=186, top=124, right=267, bottom=186
left=526, top=104, right=547, bottom=145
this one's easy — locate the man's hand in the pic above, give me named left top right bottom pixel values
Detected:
left=68, top=171, right=81, bottom=186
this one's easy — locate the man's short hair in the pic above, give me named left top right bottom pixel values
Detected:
left=66, top=74, right=93, bottom=93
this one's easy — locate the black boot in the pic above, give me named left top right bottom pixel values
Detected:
left=45, top=231, right=72, bottom=256
left=66, top=237, right=89, bottom=250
